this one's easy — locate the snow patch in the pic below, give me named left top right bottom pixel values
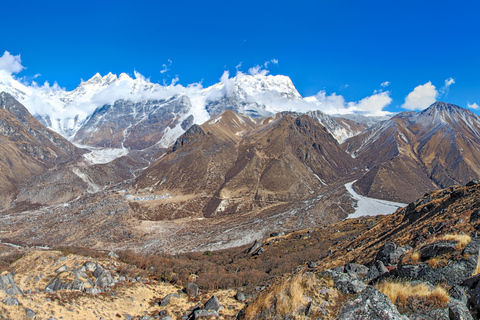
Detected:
left=345, top=180, right=406, bottom=218
left=82, top=147, right=129, bottom=165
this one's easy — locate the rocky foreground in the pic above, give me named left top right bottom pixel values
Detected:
left=2, top=180, right=480, bottom=319
left=0, top=250, right=244, bottom=319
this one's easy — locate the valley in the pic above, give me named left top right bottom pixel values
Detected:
left=1, top=71, right=480, bottom=319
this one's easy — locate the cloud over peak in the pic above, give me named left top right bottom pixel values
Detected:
left=0, top=51, right=25, bottom=74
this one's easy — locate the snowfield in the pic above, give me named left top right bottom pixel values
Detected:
left=345, top=180, right=406, bottom=218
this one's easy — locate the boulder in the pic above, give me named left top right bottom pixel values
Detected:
left=364, top=260, right=389, bottom=283
left=186, top=283, right=199, bottom=298
left=398, top=239, right=480, bottom=286
left=248, top=240, right=262, bottom=254
left=83, top=261, right=97, bottom=272
left=449, top=285, right=468, bottom=305
left=108, top=251, right=119, bottom=259
left=333, top=273, right=366, bottom=294
left=2, top=296, right=19, bottom=306
left=419, top=242, right=457, bottom=260
left=0, top=272, right=23, bottom=296
left=95, top=270, right=115, bottom=289
left=449, top=298, right=473, bottom=320
left=25, top=308, right=36, bottom=319
left=160, top=293, right=180, bottom=306
left=338, top=286, right=408, bottom=320
left=376, top=242, right=410, bottom=265
left=193, top=309, right=219, bottom=319
left=204, top=295, right=222, bottom=311
left=45, top=269, right=93, bottom=292
left=55, top=265, right=72, bottom=273
left=235, top=292, right=246, bottom=302
left=344, top=263, right=369, bottom=275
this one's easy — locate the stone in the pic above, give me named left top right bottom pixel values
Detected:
left=45, top=269, right=93, bottom=292
left=235, top=292, right=245, bottom=302
left=186, top=283, right=199, bottom=298
left=376, top=242, right=397, bottom=265
left=0, top=272, right=23, bottom=296
left=364, top=260, right=389, bottom=283
left=449, top=298, right=473, bottom=320
left=25, top=308, right=36, bottom=319
left=193, top=309, right=219, bottom=319
left=344, top=263, right=369, bottom=275
left=333, top=273, right=366, bottom=294
left=83, top=261, right=97, bottom=272
left=108, top=251, right=119, bottom=259
left=160, top=293, right=180, bottom=306
left=270, top=231, right=284, bottom=237
left=3, top=296, right=19, bottom=306
left=307, top=261, right=318, bottom=268
left=55, top=265, right=72, bottom=273
left=449, top=285, right=468, bottom=305
left=419, top=242, right=457, bottom=260
left=204, top=295, right=221, bottom=311
left=338, top=286, right=408, bottom=320
left=248, top=240, right=262, bottom=254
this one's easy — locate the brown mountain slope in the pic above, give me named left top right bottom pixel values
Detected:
left=343, top=101, right=480, bottom=202
left=0, top=92, right=82, bottom=209
left=132, top=110, right=356, bottom=220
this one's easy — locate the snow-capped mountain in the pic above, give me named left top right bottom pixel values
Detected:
left=343, top=101, right=480, bottom=202
left=0, top=70, right=375, bottom=152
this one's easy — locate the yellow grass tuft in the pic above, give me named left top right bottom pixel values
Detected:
left=441, top=234, right=471, bottom=249
left=376, top=281, right=449, bottom=308
left=244, top=273, right=332, bottom=319
left=410, top=251, right=420, bottom=264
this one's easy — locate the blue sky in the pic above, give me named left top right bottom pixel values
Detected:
left=1, top=0, right=480, bottom=114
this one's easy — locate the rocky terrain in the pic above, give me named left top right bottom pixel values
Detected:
left=2, top=180, right=480, bottom=319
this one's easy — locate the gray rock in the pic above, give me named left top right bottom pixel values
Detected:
left=235, top=292, right=245, bottom=302
left=333, top=273, right=366, bottom=294
left=307, top=261, right=318, bottom=268
left=449, top=298, right=473, bottom=320
left=160, top=316, right=172, bottom=320
left=204, top=295, right=221, bottom=311
left=25, top=308, right=36, bottom=319
left=186, top=283, right=199, bottom=298
left=419, top=242, right=457, bottom=260
left=108, top=251, right=119, bottom=259
left=449, top=285, right=468, bottom=305
left=140, top=316, right=152, bottom=320
left=376, top=242, right=397, bottom=264
left=160, top=293, right=180, bottom=306
left=248, top=239, right=262, bottom=254
left=3, top=296, right=19, bottom=306
left=55, top=265, right=72, bottom=273
left=45, top=269, right=93, bottom=292
left=364, top=260, right=389, bottom=283
left=0, top=272, right=23, bottom=296
left=338, top=286, right=408, bottom=320
left=193, top=309, right=219, bottom=319
left=408, top=309, right=449, bottom=319
left=93, top=265, right=105, bottom=278
left=398, top=239, right=480, bottom=286
left=95, top=270, right=115, bottom=289
left=376, top=242, right=409, bottom=265
left=83, top=261, right=97, bottom=272
left=344, top=263, right=369, bottom=275
left=270, top=231, right=284, bottom=237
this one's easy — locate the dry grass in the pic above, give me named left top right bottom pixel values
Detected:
left=426, top=257, right=448, bottom=269
left=441, top=234, right=471, bottom=249
left=376, top=281, right=449, bottom=310
left=244, top=273, right=345, bottom=319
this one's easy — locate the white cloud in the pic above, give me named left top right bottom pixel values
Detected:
left=160, top=59, right=172, bottom=74
left=248, top=65, right=269, bottom=76
left=235, top=62, right=242, bottom=72
left=439, top=77, right=455, bottom=95
left=401, top=81, right=437, bottom=110
left=0, top=51, right=25, bottom=74
left=468, top=102, right=479, bottom=110
left=347, top=91, right=392, bottom=116
left=271, top=59, right=278, bottom=65
left=381, top=81, right=390, bottom=87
